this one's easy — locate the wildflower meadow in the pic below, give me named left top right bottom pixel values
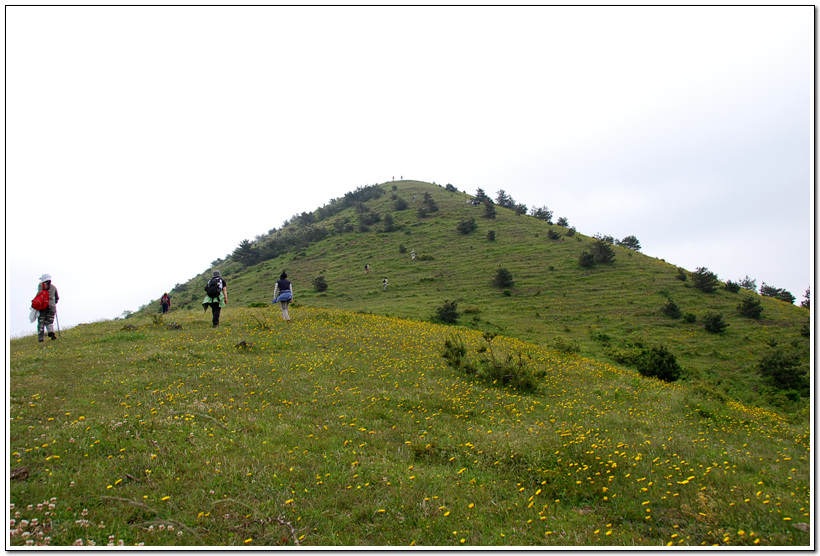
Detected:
left=8, top=306, right=810, bottom=546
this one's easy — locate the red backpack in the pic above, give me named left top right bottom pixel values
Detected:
left=32, top=289, right=50, bottom=311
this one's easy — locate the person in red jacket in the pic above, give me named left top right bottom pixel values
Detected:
left=35, top=273, right=59, bottom=342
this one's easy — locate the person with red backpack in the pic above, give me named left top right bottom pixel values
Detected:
left=33, top=273, right=59, bottom=342
left=160, top=293, right=171, bottom=314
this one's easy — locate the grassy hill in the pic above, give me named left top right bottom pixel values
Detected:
left=8, top=307, right=810, bottom=546
left=143, top=180, right=810, bottom=417
left=10, top=180, right=810, bottom=547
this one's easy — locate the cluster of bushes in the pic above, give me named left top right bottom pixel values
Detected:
left=440, top=332, right=539, bottom=393
left=579, top=238, right=616, bottom=268
left=760, top=283, right=796, bottom=304
left=417, top=192, right=439, bottom=218
left=495, top=189, right=528, bottom=215
left=231, top=224, right=330, bottom=267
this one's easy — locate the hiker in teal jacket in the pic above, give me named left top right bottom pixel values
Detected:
left=202, top=270, right=228, bottom=327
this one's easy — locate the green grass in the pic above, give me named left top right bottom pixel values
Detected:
left=144, top=181, right=810, bottom=417
left=9, top=307, right=810, bottom=546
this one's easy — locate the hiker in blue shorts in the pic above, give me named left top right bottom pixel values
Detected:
left=273, top=271, right=294, bottom=322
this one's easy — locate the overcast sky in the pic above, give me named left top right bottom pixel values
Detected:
left=6, top=5, right=813, bottom=338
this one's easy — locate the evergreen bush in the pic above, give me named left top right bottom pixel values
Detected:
left=737, top=296, right=763, bottom=319
left=492, top=267, right=514, bottom=288
left=702, top=312, right=728, bottom=333
left=661, top=300, right=682, bottom=319
left=758, top=348, right=808, bottom=392
left=692, top=267, right=719, bottom=293
left=456, top=217, right=478, bottom=235
left=313, top=275, right=328, bottom=293
left=636, top=346, right=682, bottom=382
left=591, top=239, right=616, bottom=264
left=547, top=229, right=562, bottom=240
left=434, top=300, right=459, bottom=324
left=578, top=251, right=596, bottom=268
left=760, top=283, right=796, bottom=304
left=724, top=280, right=741, bottom=293
left=487, top=230, right=496, bottom=241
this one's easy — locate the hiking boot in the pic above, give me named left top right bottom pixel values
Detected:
left=38, top=333, right=44, bottom=342
left=48, top=331, right=56, bottom=340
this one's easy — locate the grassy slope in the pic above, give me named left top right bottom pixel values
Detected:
left=8, top=308, right=810, bottom=546
left=150, top=181, right=810, bottom=416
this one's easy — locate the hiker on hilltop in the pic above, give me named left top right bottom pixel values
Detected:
left=160, top=292, right=171, bottom=314
left=365, top=263, right=370, bottom=275
left=32, top=273, right=59, bottom=342
left=273, top=271, right=294, bottom=322
left=202, top=270, right=227, bottom=327
left=382, top=277, right=388, bottom=291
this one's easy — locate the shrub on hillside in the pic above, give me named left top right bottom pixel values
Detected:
left=566, top=226, right=576, bottom=237
left=422, top=192, right=439, bottom=213
left=591, top=239, right=616, bottom=264
left=530, top=206, right=553, bottom=223
left=313, top=275, right=328, bottom=293
left=434, top=300, right=459, bottom=324
left=636, top=346, right=682, bottom=382
left=758, top=347, right=808, bottom=392
left=578, top=251, right=596, bottom=268
left=487, top=230, right=496, bottom=241
left=616, top=235, right=642, bottom=251
left=739, top=275, right=757, bottom=291
left=801, top=287, right=810, bottom=310
left=675, top=267, right=687, bottom=282
left=456, top=217, right=477, bottom=235
left=683, top=312, right=697, bottom=323
left=547, top=229, right=562, bottom=240
left=398, top=244, right=407, bottom=254
left=382, top=213, right=396, bottom=232
left=737, top=296, right=763, bottom=319
left=492, top=267, right=514, bottom=289
left=474, top=188, right=491, bottom=203
left=556, top=216, right=569, bottom=227
left=483, top=202, right=497, bottom=219
left=724, top=280, right=741, bottom=293
left=702, top=311, right=728, bottom=334
left=233, top=239, right=260, bottom=266
left=393, top=197, right=409, bottom=211
left=692, top=267, right=719, bottom=293
left=661, top=300, right=682, bottom=319
left=760, top=283, right=796, bottom=304
left=440, top=333, right=538, bottom=393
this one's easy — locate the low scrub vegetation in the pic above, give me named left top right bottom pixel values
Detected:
left=440, top=332, right=538, bottom=393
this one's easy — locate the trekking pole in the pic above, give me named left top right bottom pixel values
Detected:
left=55, top=309, right=61, bottom=339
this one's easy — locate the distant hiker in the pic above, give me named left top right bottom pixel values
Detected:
left=160, top=293, right=171, bottom=314
left=382, top=278, right=388, bottom=291
left=32, top=273, right=59, bottom=342
left=411, top=249, right=416, bottom=261
left=365, top=263, right=370, bottom=275
left=202, top=270, right=227, bottom=327
left=273, top=271, right=294, bottom=322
